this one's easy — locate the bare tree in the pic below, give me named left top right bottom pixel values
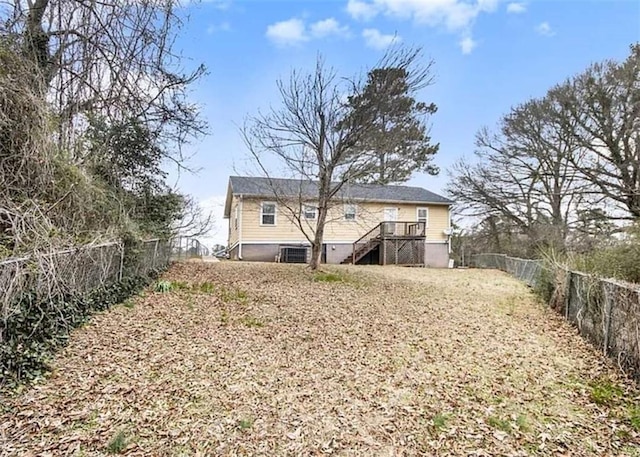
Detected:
left=172, top=196, right=214, bottom=238
left=1, top=0, right=206, bottom=155
left=447, top=95, right=596, bottom=255
left=551, top=44, right=640, bottom=218
left=242, top=48, right=435, bottom=269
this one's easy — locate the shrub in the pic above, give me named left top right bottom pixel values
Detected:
left=532, top=264, right=556, bottom=304
left=571, top=242, right=640, bottom=284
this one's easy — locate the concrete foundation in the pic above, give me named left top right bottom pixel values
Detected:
left=229, top=241, right=449, bottom=267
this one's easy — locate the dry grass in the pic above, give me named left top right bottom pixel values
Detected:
left=1, top=262, right=639, bottom=456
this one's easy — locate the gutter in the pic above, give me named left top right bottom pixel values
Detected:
left=233, top=194, right=452, bottom=206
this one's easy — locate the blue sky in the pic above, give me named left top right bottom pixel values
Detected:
left=171, top=0, right=640, bottom=245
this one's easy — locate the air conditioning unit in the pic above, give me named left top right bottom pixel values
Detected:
left=279, top=246, right=308, bottom=264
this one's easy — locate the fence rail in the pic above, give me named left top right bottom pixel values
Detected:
left=472, top=253, right=640, bottom=382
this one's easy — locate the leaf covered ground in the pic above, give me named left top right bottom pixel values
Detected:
left=1, top=262, right=639, bottom=456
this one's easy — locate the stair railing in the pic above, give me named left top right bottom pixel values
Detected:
left=352, top=223, right=383, bottom=264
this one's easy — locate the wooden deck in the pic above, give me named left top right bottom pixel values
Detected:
left=341, top=221, right=427, bottom=265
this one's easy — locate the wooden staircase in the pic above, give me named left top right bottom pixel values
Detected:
left=340, top=239, right=380, bottom=264
left=340, top=221, right=427, bottom=265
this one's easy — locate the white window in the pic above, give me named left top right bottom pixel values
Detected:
left=303, top=204, right=317, bottom=220
left=234, top=205, right=239, bottom=230
left=417, top=207, right=429, bottom=227
left=383, top=207, right=398, bottom=221
left=344, top=204, right=357, bottom=221
left=261, top=202, right=276, bottom=226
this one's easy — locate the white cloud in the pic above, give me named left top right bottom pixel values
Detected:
left=204, top=0, right=232, bottom=10
left=535, top=21, right=555, bottom=36
left=266, top=18, right=309, bottom=46
left=349, top=0, right=499, bottom=31
left=347, top=0, right=499, bottom=54
left=346, top=0, right=379, bottom=21
left=266, top=18, right=350, bottom=46
left=459, top=36, right=477, bottom=54
left=362, top=28, right=400, bottom=50
left=310, top=18, right=350, bottom=38
left=506, top=2, right=526, bottom=13
left=206, top=22, right=231, bottom=34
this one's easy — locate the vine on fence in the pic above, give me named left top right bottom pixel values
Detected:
left=0, top=239, right=170, bottom=387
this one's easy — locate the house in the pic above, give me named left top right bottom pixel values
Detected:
left=223, top=176, right=454, bottom=267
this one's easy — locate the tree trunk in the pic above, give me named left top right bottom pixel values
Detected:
left=23, top=0, right=51, bottom=92
left=309, top=203, right=328, bottom=270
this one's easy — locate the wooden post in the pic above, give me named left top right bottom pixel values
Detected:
left=395, top=239, right=398, bottom=265
left=153, top=239, right=159, bottom=269
left=118, top=242, right=125, bottom=281
left=602, top=282, right=614, bottom=356
left=564, top=270, right=572, bottom=319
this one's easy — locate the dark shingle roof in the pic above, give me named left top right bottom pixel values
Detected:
left=228, top=176, right=453, bottom=205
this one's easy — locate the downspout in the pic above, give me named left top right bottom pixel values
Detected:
left=447, top=206, right=452, bottom=254
left=238, top=195, right=244, bottom=260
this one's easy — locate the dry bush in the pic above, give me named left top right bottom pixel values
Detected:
left=0, top=42, right=130, bottom=256
left=0, top=41, right=56, bottom=254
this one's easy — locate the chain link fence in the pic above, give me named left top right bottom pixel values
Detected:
left=472, top=253, right=544, bottom=287
left=1, top=239, right=170, bottom=324
left=1, top=239, right=171, bottom=383
left=472, top=253, right=640, bottom=382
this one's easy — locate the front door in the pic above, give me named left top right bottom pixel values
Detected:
left=383, top=207, right=398, bottom=235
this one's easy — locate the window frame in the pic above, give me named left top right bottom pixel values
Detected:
left=416, top=207, right=429, bottom=227
left=344, top=204, right=357, bottom=222
left=302, top=204, right=317, bottom=221
left=234, top=204, right=239, bottom=230
left=260, top=201, right=277, bottom=226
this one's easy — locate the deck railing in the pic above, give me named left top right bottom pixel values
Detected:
left=380, top=221, right=426, bottom=237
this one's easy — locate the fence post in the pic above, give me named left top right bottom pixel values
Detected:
left=564, top=270, right=572, bottom=319
left=118, top=242, right=125, bottom=281
left=602, top=282, right=614, bottom=356
left=153, top=239, right=159, bottom=270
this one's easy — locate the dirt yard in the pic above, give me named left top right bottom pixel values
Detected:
left=1, top=262, right=639, bottom=456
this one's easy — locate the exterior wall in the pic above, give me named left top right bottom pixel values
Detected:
left=241, top=244, right=310, bottom=263
left=424, top=243, right=450, bottom=268
left=233, top=243, right=353, bottom=264
left=241, top=244, right=282, bottom=262
left=238, top=198, right=450, bottom=244
left=234, top=241, right=450, bottom=266
left=325, top=243, right=353, bottom=264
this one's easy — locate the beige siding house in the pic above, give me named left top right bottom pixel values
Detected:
left=223, top=176, right=454, bottom=267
